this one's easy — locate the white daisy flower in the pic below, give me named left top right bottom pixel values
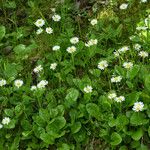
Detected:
left=0, top=124, right=3, bottom=129
left=31, top=85, right=37, bottom=91
left=46, top=27, right=53, bottom=34
left=36, top=28, right=43, bottom=35
left=141, top=0, right=147, bottom=3
left=98, top=60, right=108, bottom=70
left=108, top=92, right=117, bottom=100
left=2, top=117, right=10, bottom=125
left=70, top=37, right=79, bottom=44
left=85, top=39, right=98, bottom=47
left=51, top=8, right=56, bottom=12
left=111, top=76, right=122, bottom=83
left=52, top=14, right=61, bottom=22
left=33, top=65, right=43, bottom=73
left=50, top=63, right=57, bottom=70
left=123, top=62, right=133, bottom=69
left=0, top=79, right=7, bottom=87
left=138, top=51, right=148, bottom=58
left=134, top=44, right=141, bottom=51
left=66, top=46, right=76, bottom=53
left=14, top=80, right=23, bottom=88
left=34, top=19, right=45, bottom=27
left=118, top=46, right=129, bottom=53
left=114, top=51, right=120, bottom=57
left=90, top=19, right=98, bottom=26
left=132, top=102, right=144, bottom=112
left=37, top=80, right=48, bottom=89
left=84, top=85, right=93, bottom=93
left=136, top=26, right=148, bottom=30
left=52, top=45, right=60, bottom=51
left=119, top=3, right=128, bottom=10
left=129, top=35, right=136, bottom=40
left=114, top=96, right=125, bottom=103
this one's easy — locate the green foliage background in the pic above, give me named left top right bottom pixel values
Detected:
left=0, top=0, right=150, bottom=149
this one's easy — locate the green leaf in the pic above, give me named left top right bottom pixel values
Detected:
left=110, top=132, right=122, bottom=146
left=21, top=119, right=32, bottom=130
left=73, top=128, right=86, bottom=143
left=13, top=44, right=32, bottom=59
left=119, top=146, right=128, bottom=150
left=5, top=119, right=16, bottom=129
left=116, top=115, right=129, bottom=127
left=49, top=108, right=58, bottom=118
left=108, top=118, right=116, bottom=127
left=40, top=132, right=55, bottom=144
left=130, top=113, right=148, bottom=126
left=126, top=92, right=140, bottom=107
left=46, top=116, right=66, bottom=133
left=4, top=63, right=23, bottom=78
left=10, top=135, right=20, bottom=150
left=4, top=109, right=14, bottom=117
left=115, top=65, right=126, bottom=77
left=39, top=109, right=50, bottom=122
left=86, top=103, right=100, bottom=119
left=127, top=65, right=140, bottom=80
left=89, top=69, right=101, bottom=77
left=0, top=26, right=6, bottom=41
left=131, top=128, right=143, bottom=141
left=58, top=143, right=70, bottom=150
left=65, top=88, right=79, bottom=108
left=137, top=144, right=148, bottom=150
left=71, top=122, right=82, bottom=134
left=145, top=75, right=150, bottom=92
left=13, top=44, right=26, bottom=55
left=3, top=1, right=16, bottom=9
left=148, top=126, right=150, bottom=137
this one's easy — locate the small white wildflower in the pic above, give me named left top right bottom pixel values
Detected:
left=2, top=117, right=10, bottom=125
left=114, top=96, right=125, bottom=103
left=90, top=19, right=98, bottom=26
left=85, top=39, right=98, bottom=47
left=132, top=102, right=144, bottom=112
left=114, top=51, right=120, bottom=57
left=138, top=51, right=148, bottom=58
left=66, top=46, right=76, bottom=53
left=52, top=14, right=61, bottom=22
left=50, top=63, right=57, bottom=70
left=0, top=79, right=7, bottom=87
left=145, top=18, right=149, bottom=26
left=37, top=80, right=48, bottom=89
left=90, top=39, right=98, bottom=45
left=108, top=92, right=117, bottom=100
left=129, top=35, right=136, bottom=40
left=0, top=124, right=3, bottom=129
left=33, top=65, right=43, bottom=73
left=34, top=19, right=45, bottom=27
left=118, top=46, right=129, bottom=53
left=134, top=44, right=141, bottom=51
left=98, top=60, right=108, bottom=70
left=70, top=37, right=79, bottom=44
left=136, top=26, right=148, bottom=30
left=141, top=0, right=147, bottom=3
left=111, top=76, right=122, bottom=83
left=84, top=85, right=93, bottom=93
left=123, top=62, right=133, bottom=69
left=46, top=27, right=53, bottom=34
left=36, top=28, right=43, bottom=35
left=51, top=8, right=56, bottom=12
left=52, top=45, right=60, bottom=51
left=14, top=80, right=23, bottom=88
left=119, top=3, right=128, bottom=10
left=31, top=85, right=37, bottom=91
